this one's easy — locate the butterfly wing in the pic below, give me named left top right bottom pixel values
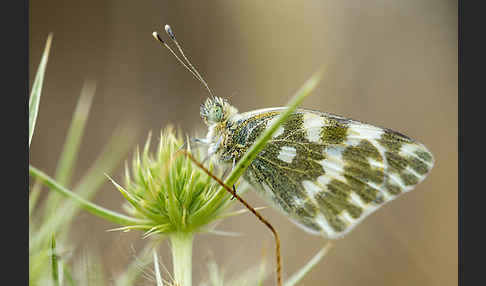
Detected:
left=230, top=108, right=434, bottom=239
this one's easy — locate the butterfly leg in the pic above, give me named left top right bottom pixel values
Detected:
left=200, top=136, right=223, bottom=164
left=176, top=141, right=187, bottom=151
left=191, top=137, right=209, bottom=145
left=177, top=137, right=208, bottom=152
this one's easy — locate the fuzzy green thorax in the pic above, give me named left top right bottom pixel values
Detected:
left=200, top=96, right=238, bottom=126
left=200, top=97, right=239, bottom=157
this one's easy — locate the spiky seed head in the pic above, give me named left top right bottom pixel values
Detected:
left=110, top=126, right=237, bottom=237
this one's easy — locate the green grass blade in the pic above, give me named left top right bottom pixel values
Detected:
left=29, top=33, right=53, bottom=147
left=29, top=165, right=149, bottom=251
left=40, top=125, right=137, bottom=244
left=30, top=248, right=49, bottom=285
left=51, top=236, right=60, bottom=286
left=73, top=125, right=137, bottom=202
left=54, top=80, right=96, bottom=186
left=29, top=178, right=43, bottom=218
left=283, top=243, right=332, bottom=286
left=59, top=125, right=138, bottom=233
left=43, top=80, right=96, bottom=217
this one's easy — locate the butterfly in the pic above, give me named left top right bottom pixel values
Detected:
left=198, top=96, right=434, bottom=239
left=153, top=25, right=434, bottom=240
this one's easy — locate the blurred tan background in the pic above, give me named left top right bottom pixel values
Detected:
left=30, top=0, right=457, bottom=285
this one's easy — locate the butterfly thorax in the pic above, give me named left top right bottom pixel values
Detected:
left=217, top=110, right=282, bottom=163
left=200, top=97, right=279, bottom=164
left=202, top=111, right=267, bottom=164
left=200, top=97, right=239, bottom=160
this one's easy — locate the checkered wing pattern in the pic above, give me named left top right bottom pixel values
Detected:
left=234, top=108, right=434, bottom=239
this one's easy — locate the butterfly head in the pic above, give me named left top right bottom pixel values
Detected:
left=200, top=96, right=238, bottom=126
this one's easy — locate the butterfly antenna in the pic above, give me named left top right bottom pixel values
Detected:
left=152, top=31, right=202, bottom=87
left=164, top=24, right=215, bottom=98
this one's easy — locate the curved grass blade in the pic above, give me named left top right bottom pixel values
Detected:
left=29, top=33, right=53, bottom=147
left=54, top=80, right=96, bottom=186
left=29, top=165, right=149, bottom=251
left=43, top=80, right=96, bottom=217
left=39, top=125, right=137, bottom=246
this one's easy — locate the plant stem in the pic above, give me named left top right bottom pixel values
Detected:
left=170, top=233, right=194, bottom=286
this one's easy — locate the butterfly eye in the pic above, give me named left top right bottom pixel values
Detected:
left=210, top=105, right=223, bottom=122
left=200, top=98, right=227, bottom=124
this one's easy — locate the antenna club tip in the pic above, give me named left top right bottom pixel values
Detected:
left=164, top=24, right=175, bottom=39
left=152, top=31, right=165, bottom=43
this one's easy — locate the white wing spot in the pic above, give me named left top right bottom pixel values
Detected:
left=399, top=143, right=418, bottom=155
left=303, top=113, right=324, bottom=142
left=349, top=192, right=367, bottom=208
left=389, top=173, right=407, bottom=189
left=316, top=175, right=332, bottom=187
left=368, top=181, right=392, bottom=201
left=368, top=157, right=382, bottom=168
left=325, top=147, right=344, bottom=158
left=318, top=158, right=346, bottom=181
left=347, top=123, right=384, bottom=141
left=339, top=211, right=355, bottom=224
left=292, top=196, right=306, bottom=208
left=406, top=165, right=423, bottom=181
left=316, top=214, right=336, bottom=236
left=302, top=180, right=322, bottom=198
left=277, top=146, right=297, bottom=163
